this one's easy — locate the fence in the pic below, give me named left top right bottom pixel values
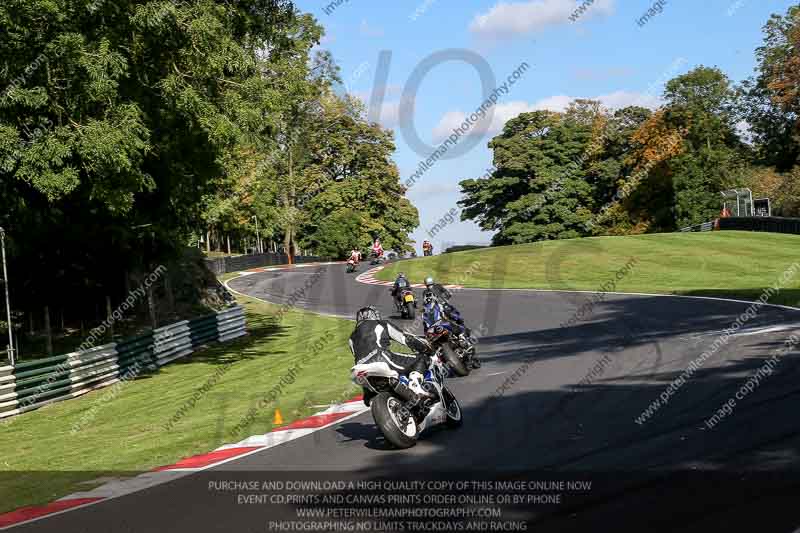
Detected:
left=204, top=253, right=330, bottom=275
left=0, top=305, right=246, bottom=419
left=679, top=221, right=715, bottom=232
left=718, top=216, right=800, bottom=235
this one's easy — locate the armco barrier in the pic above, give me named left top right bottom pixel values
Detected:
left=204, top=253, right=329, bottom=275
left=718, top=216, right=800, bottom=235
left=0, top=305, right=246, bottom=420
left=680, top=221, right=715, bottom=232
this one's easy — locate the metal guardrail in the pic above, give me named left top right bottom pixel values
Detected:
left=679, top=221, right=715, bottom=232
left=0, top=305, right=246, bottom=419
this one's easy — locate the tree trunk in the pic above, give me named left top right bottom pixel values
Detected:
left=206, top=230, right=211, bottom=253
left=164, top=274, right=175, bottom=314
left=44, top=306, right=53, bottom=356
left=284, top=227, right=292, bottom=265
left=29, top=312, right=34, bottom=335
left=147, top=283, right=157, bottom=330
left=106, top=295, right=114, bottom=340
left=287, top=147, right=295, bottom=265
left=124, top=270, right=131, bottom=300
left=226, top=235, right=231, bottom=255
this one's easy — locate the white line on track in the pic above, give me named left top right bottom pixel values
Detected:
left=356, top=264, right=800, bottom=313
left=681, top=323, right=800, bottom=340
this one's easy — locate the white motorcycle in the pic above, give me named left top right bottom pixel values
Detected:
left=350, top=350, right=463, bottom=449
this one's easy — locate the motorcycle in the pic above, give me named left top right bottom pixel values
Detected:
left=346, top=258, right=358, bottom=273
left=424, top=318, right=478, bottom=377
left=350, top=350, right=462, bottom=449
left=393, top=287, right=417, bottom=320
left=370, top=252, right=384, bottom=266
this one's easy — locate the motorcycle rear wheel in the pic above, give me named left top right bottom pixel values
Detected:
left=371, top=392, right=418, bottom=449
left=405, top=302, right=416, bottom=320
left=441, top=343, right=469, bottom=377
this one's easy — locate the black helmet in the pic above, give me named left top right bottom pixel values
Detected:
left=356, top=306, right=381, bottom=323
left=397, top=272, right=406, bottom=278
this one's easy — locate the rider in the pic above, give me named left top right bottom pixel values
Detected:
left=422, top=240, right=433, bottom=257
left=424, top=276, right=471, bottom=339
left=349, top=247, right=361, bottom=264
left=422, top=284, right=481, bottom=369
left=391, top=272, right=411, bottom=306
left=350, top=306, right=433, bottom=406
left=371, top=238, right=384, bottom=260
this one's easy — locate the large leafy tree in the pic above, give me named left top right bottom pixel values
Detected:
left=0, top=0, right=296, bottom=315
left=299, top=96, right=419, bottom=255
left=661, top=66, right=747, bottom=227
left=459, top=107, right=597, bottom=244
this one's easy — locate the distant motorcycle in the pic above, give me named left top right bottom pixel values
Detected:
left=346, top=258, right=358, bottom=273
left=393, top=287, right=417, bottom=320
left=425, top=318, right=477, bottom=377
left=350, top=350, right=462, bottom=449
left=370, top=252, right=384, bottom=266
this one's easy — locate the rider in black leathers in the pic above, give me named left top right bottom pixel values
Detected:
left=350, top=306, right=433, bottom=406
left=391, top=272, right=412, bottom=309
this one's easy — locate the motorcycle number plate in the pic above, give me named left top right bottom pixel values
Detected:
left=404, top=295, right=415, bottom=302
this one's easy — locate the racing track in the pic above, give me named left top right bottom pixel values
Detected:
left=11, top=261, right=800, bottom=532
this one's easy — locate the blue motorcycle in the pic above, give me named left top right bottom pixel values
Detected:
left=422, top=299, right=477, bottom=377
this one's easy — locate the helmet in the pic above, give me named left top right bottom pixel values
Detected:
left=397, top=272, right=406, bottom=278
left=424, top=276, right=434, bottom=287
left=356, top=306, right=381, bottom=323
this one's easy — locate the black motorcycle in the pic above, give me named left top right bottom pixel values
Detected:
left=392, top=287, right=417, bottom=320
left=424, top=317, right=478, bottom=377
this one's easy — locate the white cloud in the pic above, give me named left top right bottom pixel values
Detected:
left=470, top=0, right=614, bottom=39
left=431, top=91, right=661, bottom=142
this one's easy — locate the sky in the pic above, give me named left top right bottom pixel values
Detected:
left=294, top=0, right=797, bottom=252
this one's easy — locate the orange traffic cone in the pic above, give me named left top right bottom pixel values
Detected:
left=273, top=409, right=284, bottom=425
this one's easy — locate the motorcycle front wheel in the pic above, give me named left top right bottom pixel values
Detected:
left=442, top=387, right=463, bottom=428
left=371, top=392, right=418, bottom=449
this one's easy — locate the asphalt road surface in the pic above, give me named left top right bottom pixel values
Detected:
left=14, top=262, right=800, bottom=532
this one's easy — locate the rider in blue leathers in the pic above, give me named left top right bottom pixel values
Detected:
left=422, top=277, right=480, bottom=369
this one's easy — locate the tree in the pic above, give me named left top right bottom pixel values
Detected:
left=740, top=5, right=800, bottom=171
left=661, top=67, right=746, bottom=227
left=0, top=0, right=298, bottom=323
left=300, top=96, right=419, bottom=254
left=459, top=108, right=598, bottom=244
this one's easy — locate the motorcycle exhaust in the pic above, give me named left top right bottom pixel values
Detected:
left=393, top=381, right=420, bottom=404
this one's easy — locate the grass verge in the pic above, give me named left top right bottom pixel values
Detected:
left=0, top=283, right=358, bottom=514
left=379, top=232, right=800, bottom=307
